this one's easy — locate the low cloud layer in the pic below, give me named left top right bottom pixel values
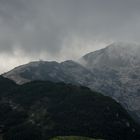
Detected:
left=0, top=0, right=140, bottom=73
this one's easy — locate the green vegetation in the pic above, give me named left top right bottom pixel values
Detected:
left=0, top=76, right=140, bottom=140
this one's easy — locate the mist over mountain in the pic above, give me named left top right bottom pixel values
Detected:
left=4, top=42, right=140, bottom=124
left=1, top=0, right=140, bottom=73
left=81, top=42, right=140, bottom=68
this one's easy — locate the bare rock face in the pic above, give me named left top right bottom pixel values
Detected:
left=79, top=42, right=140, bottom=122
left=3, top=42, right=140, bottom=123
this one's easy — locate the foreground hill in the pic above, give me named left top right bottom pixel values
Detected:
left=0, top=77, right=140, bottom=140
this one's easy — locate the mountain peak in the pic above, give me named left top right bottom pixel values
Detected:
left=81, top=42, right=140, bottom=69
left=108, top=42, right=139, bottom=47
left=106, top=42, right=140, bottom=52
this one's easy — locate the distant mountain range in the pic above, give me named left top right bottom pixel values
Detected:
left=3, top=42, right=140, bottom=123
left=0, top=76, right=140, bottom=140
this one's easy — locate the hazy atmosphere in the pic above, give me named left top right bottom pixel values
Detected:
left=1, top=0, right=140, bottom=73
left=1, top=1, right=140, bottom=139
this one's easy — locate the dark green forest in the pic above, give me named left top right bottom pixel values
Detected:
left=0, top=76, right=139, bottom=140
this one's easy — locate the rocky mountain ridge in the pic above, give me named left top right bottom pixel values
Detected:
left=3, top=42, right=140, bottom=123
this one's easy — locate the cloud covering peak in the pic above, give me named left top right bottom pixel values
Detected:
left=0, top=0, right=140, bottom=73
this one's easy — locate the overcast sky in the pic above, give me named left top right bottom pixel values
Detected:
left=0, top=0, right=140, bottom=73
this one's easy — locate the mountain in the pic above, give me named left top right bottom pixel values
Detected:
left=81, top=42, right=140, bottom=68
left=0, top=76, right=18, bottom=101
left=0, top=77, right=140, bottom=140
left=3, top=60, right=95, bottom=86
left=3, top=42, right=140, bottom=123
left=79, top=42, right=140, bottom=122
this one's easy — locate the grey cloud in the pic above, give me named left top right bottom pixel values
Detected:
left=0, top=0, right=140, bottom=72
